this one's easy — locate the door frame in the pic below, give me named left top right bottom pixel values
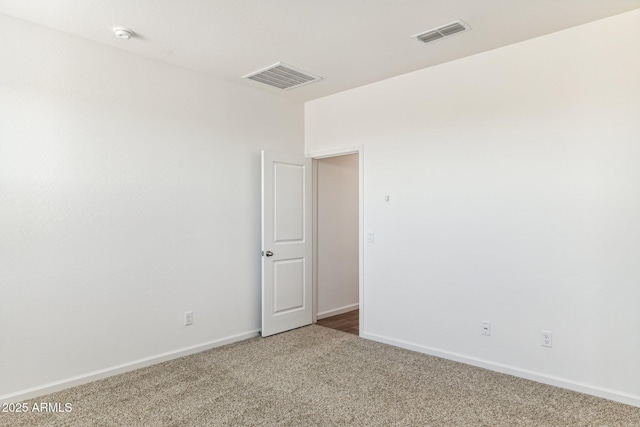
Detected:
left=309, top=145, right=364, bottom=335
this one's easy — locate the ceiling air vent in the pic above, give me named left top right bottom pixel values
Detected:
left=413, top=20, right=470, bottom=44
left=242, top=62, right=322, bottom=90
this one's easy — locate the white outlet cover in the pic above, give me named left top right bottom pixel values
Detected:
left=541, top=330, right=552, bottom=347
left=184, top=311, right=194, bottom=326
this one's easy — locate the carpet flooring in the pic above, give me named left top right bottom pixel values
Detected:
left=2, top=325, right=639, bottom=426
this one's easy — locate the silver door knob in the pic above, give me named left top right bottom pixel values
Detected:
left=265, top=250, right=274, bottom=257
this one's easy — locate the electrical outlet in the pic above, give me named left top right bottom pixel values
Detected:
left=184, top=311, right=193, bottom=326
left=481, top=321, right=491, bottom=336
left=541, top=330, right=552, bottom=348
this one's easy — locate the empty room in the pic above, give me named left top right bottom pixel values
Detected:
left=1, top=1, right=639, bottom=425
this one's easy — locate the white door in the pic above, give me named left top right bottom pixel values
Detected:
left=261, top=150, right=312, bottom=337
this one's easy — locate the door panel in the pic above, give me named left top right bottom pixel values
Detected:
left=273, top=258, right=305, bottom=313
left=274, top=162, right=305, bottom=242
left=262, top=151, right=312, bottom=337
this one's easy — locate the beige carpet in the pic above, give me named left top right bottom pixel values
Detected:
left=2, top=325, right=639, bottom=426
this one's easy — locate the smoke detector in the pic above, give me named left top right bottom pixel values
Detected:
left=412, top=20, right=470, bottom=44
left=113, top=27, right=134, bottom=40
left=242, top=63, right=322, bottom=90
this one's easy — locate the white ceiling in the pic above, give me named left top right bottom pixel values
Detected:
left=2, top=0, right=639, bottom=102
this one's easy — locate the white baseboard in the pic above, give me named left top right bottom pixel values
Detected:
left=0, top=329, right=260, bottom=404
left=361, top=331, right=640, bottom=408
left=317, top=303, right=359, bottom=320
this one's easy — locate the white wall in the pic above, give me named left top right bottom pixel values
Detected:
left=0, top=14, right=303, bottom=400
left=316, top=154, right=359, bottom=318
left=306, top=10, right=640, bottom=406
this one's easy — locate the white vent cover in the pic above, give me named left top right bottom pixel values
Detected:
left=413, top=20, right=470, bottom=44
left=242, top=63, right=322, bottom=90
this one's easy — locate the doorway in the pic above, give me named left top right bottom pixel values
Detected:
left=312, top=149, right=362, bottom=335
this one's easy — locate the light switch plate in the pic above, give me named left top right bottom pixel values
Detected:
left=481, top=321, right=491, bottom=336
left=367, top=229, right=374, bottom=243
